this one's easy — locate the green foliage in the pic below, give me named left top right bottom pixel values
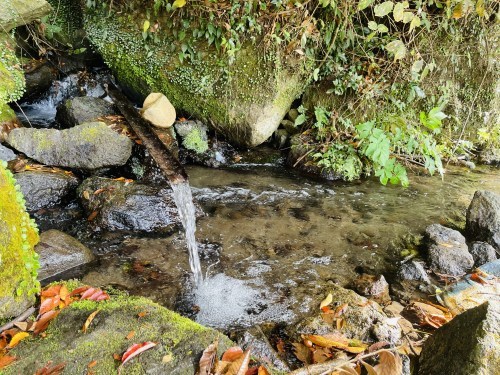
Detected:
left=183, top=128, right=209, bottom=154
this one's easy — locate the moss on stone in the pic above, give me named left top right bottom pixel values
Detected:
left=0, top=33, right=25, bottom=107
left=0, top=161, right=40, bottom=319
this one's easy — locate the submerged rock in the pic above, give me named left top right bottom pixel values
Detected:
left=141, top=93, right=176, bottom=128
left=78, top=177, right=202, bottom=232
left=469, top=241, right=497, bottom=267
left=290, top=284, right=401, bottom=345
left=14, top=170, right=79, bottom=211
left=466, top=190, right=500, bottom=251
left=424, top=224, right=473, bottom=276
left=418, top=301, right=499, bottom=375
left=56, top=96, right=117, bottom=128
left=36, top=229, right=95, bottom=280
left=397, top=261, right=431, bottom=284
left=5, top=293, right=233, bottom=374
left=7, top=122, right=132, bottom=170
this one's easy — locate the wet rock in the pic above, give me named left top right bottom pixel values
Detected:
left=352, top=274, right=390, bottom=305
left=424, top=224, right=473, bottom=276
left=237, top=328, right=290, bottom=372
left=14, top=170, right=79, bottom=211
left=273, top=129, right=289, bottom=149
left=141, top=93, right=176, bottom=128
left=36, top=229, right=95, bottom=280
left=442, top=259, right=500, bottom=315
left=78, top=176, right=202, bottom=232
left=56, top=96, right=117, bottom=128
left=281, top=119, right=299, bottom=135
left=397, top=261, right=431, bottom=284
left=7, top=122, right=132, bottom=170
left=5, top=292, right=233, bottom=374
left=418, top=301, right=499, bottom=375
left=290, top=284, right=401, bottom=345
left=469, top=241, right=497, bottom=267
left=466, top=190, right=500, bottom=251
left=287, top=108, right=299, bottom=122
left=0, top=144, right=16, bottom=161
left=22, top=62, right=56, bottom=102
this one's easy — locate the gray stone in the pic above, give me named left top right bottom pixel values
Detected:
left=273, top=129, right=289, bottom=149
left=397, top=261, right=431, bottom=284
left=78, top=177, right=203, bottom=232
left=0, top=143, right=16, bottom=161
left=22, top=62, right=56, bottom=102
left=7, top=122, right=132, bottom=170
left=14, top=170, right=79, bottom=211
left=466, top=190, right=500, bottom=251
left=237, top=329, right=290, bottom=372
left=470, top=241, right=497, bottom=267
left=290, top=284, right=401, bottom=345
left=280, top=119, right=300, bottom=135
left=352, top=273, right=390, bottom=304
left=0, top=0, right=52, bottom=31
left=56, top=96, right=117, bottom=128
left=479, top=147, right=500, bottom=166
left=287, top=108, right=299, bottom=122
left=418, top=302, right=500, bottom=375
left=141, top=93, right=176, bottom=128
left=36, top=229, right=95, bottom=280
left=424, top=224, right=473, bottom=276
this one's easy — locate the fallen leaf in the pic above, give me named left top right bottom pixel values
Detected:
left=222, top=346, right=243, bottom=362
left=0, top=355, right=16, bottom=369
left=34, top=361, right=66, bottom=375
left=82, top=310, right=100, bottom=333
left=304, top=334, right=349, bottom=349
left=373, top=350, right=403, bottom=375
left=198, top=339, right=218, bottom=375
left=13, top=322, right=29, bottom=331
left=88, top=360, right=97, bottom=368
left=41, top=285, right=61, bottom=298
left=7, top=332, right=29, bottom=348
left=113, top=353, right=121, bottom=361
left=87, top=211, right=99, bottom=221
left=276, top=339, right=285, bottom=354
left=59, top=285, right=70, bottom=302
left=344, top=345, right=367, bottom=354
left=225, top=349, right=251, bottom=375
left=70, top=286, right=91, bottom=297
left=312, top=347, right=331, bottom=363
left=258, top=366, right=271, bottom=375
left=34, top=310, right=60, bottom=335
left=80, top=288, right=96, bottom=299
left=470, top=273, right=489, bottom=285
left=93, top=188, right=106, bottom=195
left=292, top=343, right=312, bottom=365
left=83, top=190, right=90, bottom=200
left=137, top=311, right=148, bottom=318
left=320, top=293, right=333, bottom=309
left=121, top=342, right=157, bottom=366
left=126, top=331, right=135, bottom=340
left=334, top=303, right=349, bottom=318
left=39, top=296, right=60, bottom=315
left=162, top=353, right=173, bottom=363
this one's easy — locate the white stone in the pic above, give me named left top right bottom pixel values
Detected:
left=141, top=93, right=176, bottom=128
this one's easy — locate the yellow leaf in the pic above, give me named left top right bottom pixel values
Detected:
left=452, top=4, right=463, bottom=19
left=162, top=353, right=173, bottom=363
left=320, top=293, right=333, bottom=309
left=143, top=20, right=150, bottom=33
left=82, top=310, right=100, bottom=333
left=304, top=335, right=348, bottom=349
left=476, top=0, right=485, bottom=17
left=8, top=332, right=30, bottom=348
left=344, top=345, right=367, bottom=354
left=172, top=0, right=186, bottom=8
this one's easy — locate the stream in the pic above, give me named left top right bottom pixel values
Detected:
left=17, top=70, right=500, bottom=333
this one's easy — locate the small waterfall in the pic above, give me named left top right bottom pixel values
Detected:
left=171, top=181, right=203, bottom=285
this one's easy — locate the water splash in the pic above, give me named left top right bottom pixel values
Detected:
left=171, top=181, right=203, bottom=285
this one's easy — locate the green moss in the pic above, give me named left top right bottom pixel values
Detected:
left=0, top=102, right=17, bottom=124
left=0, top=33, right=25, bottom=109
left=0, top=161, right=40, bottom=318
left=183, top=128, right=209, bottom=154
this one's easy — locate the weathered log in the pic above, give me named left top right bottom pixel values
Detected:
left=105, top=81, right=188, bottom=184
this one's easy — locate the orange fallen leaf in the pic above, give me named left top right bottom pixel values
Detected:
left=0, top=355, right=16, bottom=369
left=87, top=211, right=99, bottom=221
left=121, top=342, right=157, bottom=366
left=276, top=339, right=285, bottom=354
left=39, top=296, right=60, bottom=315
left=258, top=365, right=271, bottom=375
left=59, top=285, right=70, bottom=302
left=470, top=273, right=489, bottom=285
left=69, top=286, right=91, bottom=297
left=126, top=331, right=135, bottom=340
left=34, top=361, right=66, bottom=375
left=88, top=360, right=97, bottom=368
left=41, top=285, right=61, bottom=298
left=82, top=310, right=100, bottom=333
left=137, top=311, right=148, bottom=318
left=7, top=332, right=29, bottom=348
left=113, top=353, right=121, bottom=361
left=225, top=349, right=251, bottom=375
left=222, top=346, right=243, bottom=362
left=34, top=310, right=60, bottom=335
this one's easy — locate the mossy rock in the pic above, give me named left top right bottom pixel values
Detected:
left=0, top=0, right=52, bottom=32
left=83, top=4, right=311, bottom=147
left=0, top=161, right=40, bottom=319
left=5, top=293, right=233, bottom=374
left=0, top=33, right=25, bottom=106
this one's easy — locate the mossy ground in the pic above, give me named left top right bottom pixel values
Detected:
left=0, top=162, right=40, bottom=318
left=6, top=285, right=233, bottom=375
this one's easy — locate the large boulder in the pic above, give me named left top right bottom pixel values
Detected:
left=466, top=190, right=500, bottom=251
left=78, top=177, right=203, bottom=232
left=14, top=170, right=79, bottom=211
left=7, top=122, right=133, bottom=170
left=424, top=224, right=473, bottom=276
left=0, top=162, right=39, bottom=319
left=83, top=5, right=309, bottom=147
left=36, top=229, right=95, bottom=280
left=0, top=0, right=52, bottom=31
left=56, top=96, right=118, bottom=128
left=5, top=293, right=233, bottom=374
left=418, top=302, right=499, bottom=375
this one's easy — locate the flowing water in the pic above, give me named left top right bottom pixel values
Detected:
left=171, top=181, right=203, bottom=286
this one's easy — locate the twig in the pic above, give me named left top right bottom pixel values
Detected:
left=0, top=306, right=36, bottom=333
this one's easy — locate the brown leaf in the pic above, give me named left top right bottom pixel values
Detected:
left=225, top=349, right=251, bottom=375
left=257, top=366, right=271, bottom=375
left=41, top=285, right=61, bottom=298
left=69, top=286, right=90, bottom=297
left=39, top=296, right=60, bottom=315
left=222, top=346, right=243, bottom=362
left=126, top=331, right=135, bottom=340
left=13, top=322, right=29, bottom=331
left=470, top=273, right=489, bottom=285
left=121, top=342, right=157, bottom=366
left=34, top=310, right=60, bottom=335
left=88, top=360, right=98, bottom=368
left=373, top=350, right=403, bottom=375
left=312, top=347, right=331, bottom=364
left=34, top=361, right=66, bottom=375
left=82, top=310, right=100, bottom=333
left=87, top=211, right=99, bottom=221
left=198, top=339, right=218, bottom=375
left=0, top=355, right=16, bottom=369
left=276, top=339, right=285, bottom=354
left=113, top=353, right=121, bottom=361
left=292, top=343, right=312, bottom=365
left=137, top=311, right=148, bottom=318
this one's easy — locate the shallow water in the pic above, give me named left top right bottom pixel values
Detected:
left=73, top=158, right=499, bottom=330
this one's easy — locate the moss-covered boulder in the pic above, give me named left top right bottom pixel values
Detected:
left=82, top=3, right=309, bottom=148
left=5, top=293, right=233, bottom=374
left=0, top=0, right=52, bottom=32
left=0, top=161, right=40, bottom=319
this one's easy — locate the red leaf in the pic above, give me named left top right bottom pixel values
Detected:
left=80, top=288, right=96, bottom=300
left=121, top=342, right=157, bottom=366
left=69, top=286, right=90, bottom=297
left=245, top=367, right=259, bottom=375
left=222, top=346, right=244, bottom=362
left=34, top=310, right=60, bottom=335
